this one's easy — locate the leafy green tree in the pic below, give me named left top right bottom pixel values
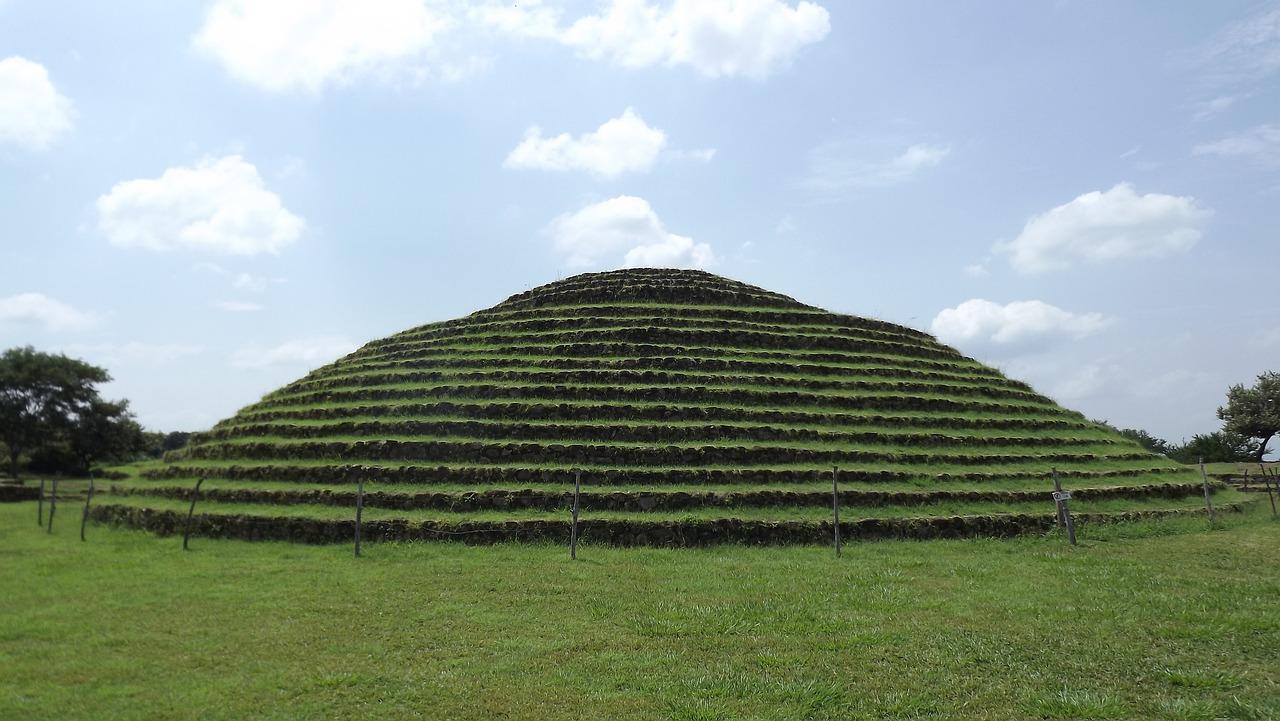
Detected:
left=1092, top=419, right=1172, bottom=456
left=161, top=431, right=191, bottom=452
left=1167, top=431, right=1262, bottom=464
left=1118, top=428, right=1171, bottom=455
left=0, top=346, right=110, bottom=482
left=66, top=398, right=146, bottom=474
left=1217, top=372, right=1280, bottom=462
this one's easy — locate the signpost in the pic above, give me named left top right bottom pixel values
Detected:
left=1262, top=465, right=1278, bottom=517
left=1051, top=468, right=1076, bottom=546
left=354, top=477, right=365, bottom=558
left=832, top=466, right=841, bottom=557
left=80, top=474, right=95, bottom=542
left=570, top=471, right=581, bottom=560
left=47, top=477, right=58, bottom=534
left=183, top=478, right=204, bottom=551
left=1197, top=458, right=1216, bottom=524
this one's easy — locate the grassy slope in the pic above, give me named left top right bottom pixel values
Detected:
left=1, top=503, right=1276, bottom=721
left=86, top=489, right=1240, bottom=522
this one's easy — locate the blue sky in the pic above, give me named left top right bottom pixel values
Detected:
left=0, top=0, right=1277, bottom=446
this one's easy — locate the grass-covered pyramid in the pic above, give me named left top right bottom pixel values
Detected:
left=101, top=268, right=1225, bottom=545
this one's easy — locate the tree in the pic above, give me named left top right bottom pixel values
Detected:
left=1119, top=428, right=1172, bottom=456
left=0, top=346, right=110, bottom=482
left=1217, top=372, right=1280, bottom=462
left=1092, top=419, right=1172, bottom=456
left=66, top=398, right=146, bottom=474
left=161, top=431, right=191, bottom=452
left=1166, top=431, right=1262, bottom=465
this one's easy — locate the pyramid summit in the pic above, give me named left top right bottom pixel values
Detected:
left=107, top=267, right=1215, bottom=545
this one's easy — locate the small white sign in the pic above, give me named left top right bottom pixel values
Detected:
left=1052, top=491, right=1071, bottom=502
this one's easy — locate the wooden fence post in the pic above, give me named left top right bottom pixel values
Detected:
left=37, top=478, right=45, bottom=526
left=1198, top=458, right=1216, bottom=524
left=570, top=471, right=581, bottom=560
left=80, top=474, right=95, bottom=542
left=354, top=477, right=365, bottom=558
left=47, top=477, right=58, bottom=534
left=1263, top=465, right=1277, bottom=517
left=182, top=478, right=204, bottom=551
left=832, top=466, right=841, bottom=557
left=1052, top=468, right=1076, bottom=546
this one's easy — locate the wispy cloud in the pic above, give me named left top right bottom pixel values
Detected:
left=63, top=342, right=205, bottom=367
left=230, top=336, right=359, bottom=369
left=1191, top=94, right=1247, bottom=121
left=0, top=292, right=93, bottom=332
left=800, top=141, right=950, bottom=195
left=1197, top=3, right=1280, bottom=85
left=216, top=301, right=264, bottom=313
left=1194, top=123, right=1280, bottom=165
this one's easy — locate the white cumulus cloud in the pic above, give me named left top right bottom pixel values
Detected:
left=193, top=0, right=451, bottom=93
left=546, top=195, right=713, bottom=269
left=996, top=183, right=1211, bottom=274
left=230, top=336, right=359, bottom=369
left=505, top=108, right=667, bottom=178
left=482, top=0, right=830, bottom=79
left=0, top=293, right=92, bottom=332
left=0, top=56, right=74, bottom=150
left=96, top=155, right=305, bottom=256
left=931, top=299, right=1110, bottom=353
left=802, top=142, right=950, bottom=193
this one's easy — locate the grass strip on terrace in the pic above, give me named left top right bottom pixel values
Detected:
left=189, top=435, right=1143, bottom=460
left=222, top=399, right=1092, bottom=431
left=377, top=314, right=950, bottom=355
left=329, top=345, right=1011, bottom=381
left=348, top=341, right=1002, bottom=377
left=393, top=303, right=933, bottom=346
left=89, top=491, right=1240, bottom=523
left=253, top=380, right=1067, bottom=413
left=205, top=414, right=1118, bottom=438
left=320, top=354, right=1031, bottom=391
left=349, top=324, right=966, bottom=364
left=104, top=475, right=1205, bottom=496
left=199, top=418, right=1128, bottom=446
left=275, top=365, right=1044, bottom=403
left=153, top=457, right=1188, bottom=477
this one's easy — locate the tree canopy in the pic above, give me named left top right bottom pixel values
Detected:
left=0, top=346, right=143, bottom=479
left=1217, top=372, right=1280, bottom=462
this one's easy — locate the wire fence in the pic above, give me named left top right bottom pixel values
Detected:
left=12, top=464, right=1250, bottom=556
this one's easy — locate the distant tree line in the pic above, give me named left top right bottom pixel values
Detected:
left=1099, top=371, right=1279, bottom=464
left=0, top=346, right=191, bottom=481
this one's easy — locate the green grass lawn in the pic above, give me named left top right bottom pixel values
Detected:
left=1, top=502, right=1277, bottom=720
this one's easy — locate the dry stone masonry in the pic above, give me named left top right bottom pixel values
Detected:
left=98, top=268, right=1213, bottom=545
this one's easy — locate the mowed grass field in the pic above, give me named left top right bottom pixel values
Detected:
left=1, top=502, right=1277, bottom=721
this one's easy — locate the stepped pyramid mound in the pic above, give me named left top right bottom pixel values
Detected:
left=106, top=268, right=1216, bottom=545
